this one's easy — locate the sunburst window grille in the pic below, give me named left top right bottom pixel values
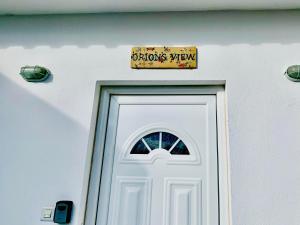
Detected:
left=130, top=132, right=189, bottom=155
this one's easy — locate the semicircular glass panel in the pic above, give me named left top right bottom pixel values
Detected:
left=169, top=140, right=189, bottom=155
left=130, top=131, right=190, bottom=155
left=130, top=140, right=150, bottom=154
left=161, top=132, right=178, bottom=150
left=143, top=132, right=159, bottom=150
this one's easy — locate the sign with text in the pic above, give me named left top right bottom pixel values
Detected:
left=131, top=47, right=197, bottom=69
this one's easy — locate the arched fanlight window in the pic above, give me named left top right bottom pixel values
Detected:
left=130, top=132, right=189, bottom=155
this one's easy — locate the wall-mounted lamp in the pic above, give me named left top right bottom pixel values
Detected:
left=20, top=65, right=51, bottom=82
left=285, top=65, right=300, bottom=82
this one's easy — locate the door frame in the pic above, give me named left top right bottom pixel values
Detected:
left=79, top=81, right=232, bottom=225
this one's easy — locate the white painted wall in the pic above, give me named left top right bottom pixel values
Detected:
left=0, top=11, right=300, bottom=225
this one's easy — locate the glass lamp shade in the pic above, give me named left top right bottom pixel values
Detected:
left=20, top=65, right=50, bottom=82
left=285, top=65, right=300, bottom=82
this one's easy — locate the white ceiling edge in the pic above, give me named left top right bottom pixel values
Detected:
left=0, top=0, right=300, bottom=15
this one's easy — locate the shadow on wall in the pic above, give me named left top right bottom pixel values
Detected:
left=0, top=10, right=300, bottom=49
left=0, top=73, right=87, bottom=225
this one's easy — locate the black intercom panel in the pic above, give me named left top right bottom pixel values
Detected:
left=53, top=201, right=73, bottom=224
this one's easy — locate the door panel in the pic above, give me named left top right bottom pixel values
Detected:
left=99, top=95, right=218, bottom=225
left=164, top=178, right=202, bottom=225
left=110, top=177, right=152, bottom=225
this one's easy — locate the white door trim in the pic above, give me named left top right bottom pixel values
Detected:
left=79, top=81, right=232, bottom=225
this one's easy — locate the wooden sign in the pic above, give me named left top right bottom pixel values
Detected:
left=131, top=46, right=197, bottom=69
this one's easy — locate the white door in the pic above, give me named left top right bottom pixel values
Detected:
left=97, top=95, right=219, bottom=225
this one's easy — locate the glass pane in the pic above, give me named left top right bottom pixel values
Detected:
left=162, top=132, right=178, bottom=150
left=143, top=132, right=160, bottom=150
left=130, top=140, right=150, bottom=154
left=170, top=140, right=190, bottom=155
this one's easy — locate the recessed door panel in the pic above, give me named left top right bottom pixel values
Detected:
left=109, top=177, right=152, bottom=225
left=163, top=178, right=202, bottom=225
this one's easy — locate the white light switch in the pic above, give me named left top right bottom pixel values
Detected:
left=41, top=207, right=54, bottom=222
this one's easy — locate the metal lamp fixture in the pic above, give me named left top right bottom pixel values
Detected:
left=20, top=65, right=51, bottom=82
left=285, top=65, right=300, bottom=82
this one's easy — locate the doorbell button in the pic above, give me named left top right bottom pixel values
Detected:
left=40, top=207, right=54, bottom=222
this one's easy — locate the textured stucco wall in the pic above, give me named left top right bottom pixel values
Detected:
left=0, top=11, right=300, bottom=225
